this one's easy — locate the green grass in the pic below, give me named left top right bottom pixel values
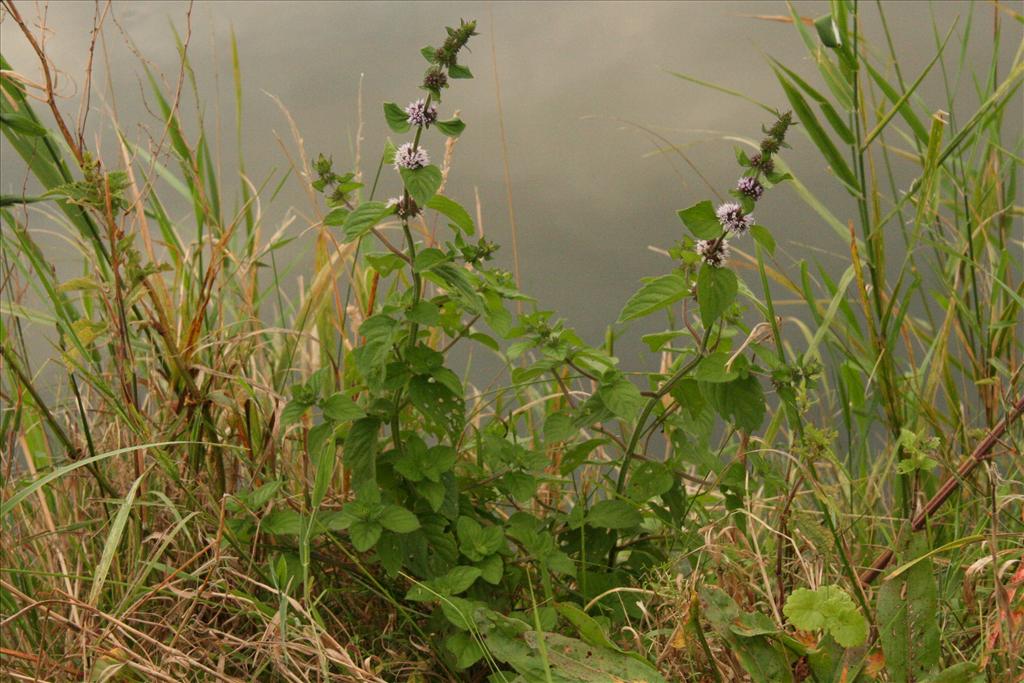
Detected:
left=1, top=1, right=1022, bottom=681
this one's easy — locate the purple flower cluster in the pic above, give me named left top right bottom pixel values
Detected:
left=736, top=176, right=764, bottom=201
left=716, top=202, right=754, bottom=236
left=405, top=99, right=439, bottom=128
left=695, top=239, right=730, bottom=268
left=394, top=143, right=430, bottom=171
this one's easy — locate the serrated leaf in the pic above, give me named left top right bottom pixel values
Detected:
left=340, top=201, right=393, bottom=242
left=400, top=164, right=443, bottom=207
left=678, top=200, right=722, bottom=239
left=618, top=271, right=690, bottom=323
left=596, top=373, right=643, bottom=421
left=425, top=194, right=474, bottom=234
left=378, top=505, right=420, bottom=533
left=448, top=63, right=472, bottom=79
left=383, top=102, right=411, bottom=133
left=587, top=499, right=642, bottom=529
left=344, top=417, right=381, bottom=502
left=321, top=393, right=365, bottom=422
left=413, top=247, right=449, bottom=272
left=349, top=519, right=382, bottom=551
left=435, top=118, right=465, bottom=137
left=697, top=264, right=737, bottom=326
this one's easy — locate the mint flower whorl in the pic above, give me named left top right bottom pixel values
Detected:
left=394, top=143, right=430, bottom=171
left=737, top=176, right=764, bottom=201
left=695, top=239, right=731, bottom=268
left=405, top=99, right=438, bottom=127
left=749, top=152, right=774, bottom=175
left=387, top=195, right=421, bottom=219
left=716, top=202, right=754, bottom=236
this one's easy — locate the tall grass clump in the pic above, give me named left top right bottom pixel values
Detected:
left=1, top=1, right=1021, bottom=681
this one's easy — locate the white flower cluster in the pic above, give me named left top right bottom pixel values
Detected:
left=715, top=202, right=754, bottom=236
left=394, top=142, right=430, bottom=171
left=695, top=239, right=731, bottom=269
left=405, top=99, right=438, bottom=127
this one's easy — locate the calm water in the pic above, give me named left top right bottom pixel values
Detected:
left=2, top=1, right=1017, bottom=383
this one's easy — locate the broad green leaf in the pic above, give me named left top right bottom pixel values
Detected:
left=378, top=505, right=420, bottom=533
left=694, top=351, right=740, bottom=383
left=262, top=509, right=304, bottom=536
left=413, top=247, right=449, bottom=272
left=435, top=118, right=465, bottom=137
left=712, top=375, right=766, bottom=433
left=426, top=194, right=474, bottom=234
left=697, top=264, right=737, bottom=326
left=383, top=102, right=411, bottom=132
left=400, top=164, right=443, bottom=206
left=618, top=271, right=690, bottom=323
left=321, top=392, right=365, bottom=422
left=677, top=200, right=722, bottom=239
left=878, top=535, right=940, bottom=682
left=344, top=417, right=381, bottom=502
left=448, top=64, right=472, bottom=79
left=349, top=519, right=382, bottom=551
left=587, top=499, right=642, bottom=529
left=340, top=201, right=393, bottom=241
left=596, top=372, right=643, bottom=421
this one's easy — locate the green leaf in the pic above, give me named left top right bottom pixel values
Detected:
left=697, top=264, right=737, bottom=326
left=694, top=351, right=740, bottom=383
left=448, top=63, right=472, bottom=79
left=677, top=200, right=722, bottom=239
left=324, top=206, right=349, bottom=226
left=383, top=102, right=411, bottom=133
left=408, top=374, right=464, bottom=437
left=618, top=271, right=690, bottom=323
left=378, top=505, right=420, bottom=533
left=878, top=535, right=940, bottom=682
left=587, top=499, right=642, bottom=529
left=784, top=584, right=868, bottom=649
left=340, top=201, right=393, bottom=242
left=774, top=71, right=859, bottom=191
left=814, top=14, right=842, bottom=48
left=400, top=164, right=443, bottom=207
left=596, top=372, right=643, bottom=421
left=407, top=300, right=441, bottom=326
left=625, top=461, right=673, bottom=502
left=321, top=393, right=365, bottom=422
left=413, top=247, right=449, bottom=273
left=349, top=519, right=382, bottom=551
left=435, top=118, right=466, bottom=137
left=750, top=225, right=775, bottom=255
left=544, top=412, right=576, bottom=443
left=344, top=417, right=381, bottom=502
left=0, top=111, right=48, bottom=137
left=446, top=631, right=484, bottom=669
left=262, top=509, right=304, bottom=536
left=425, top=194, right=474, bottom=234
left=711, top=375, right=765, bottom=432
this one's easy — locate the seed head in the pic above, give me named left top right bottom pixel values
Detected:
left=423, top=68, right=448, bottom=92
